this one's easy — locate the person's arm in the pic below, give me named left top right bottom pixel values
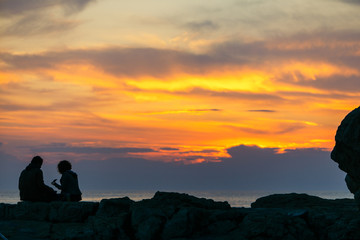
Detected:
left=36, top=169, right=55, bottom=191
left=51, top=179, right=62, bottom=190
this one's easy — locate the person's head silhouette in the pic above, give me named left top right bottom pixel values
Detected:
left=57, top=160, right=72, bottom=174
left=31, top=156, right=43, bottom=168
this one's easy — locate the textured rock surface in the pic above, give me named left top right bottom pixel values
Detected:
left=331, top=106, right=360, bottom=206
left=331, top=106, right=360, bottom=176
left=251, top=193, right=356, bottom=210
left=0, top=192, right=359, bottom=240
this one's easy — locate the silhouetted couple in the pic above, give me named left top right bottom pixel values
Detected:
left=19, top=156, right=82, bottom=202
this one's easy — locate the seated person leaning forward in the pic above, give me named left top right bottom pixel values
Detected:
left=51, top=160, right=82, bottom=201
left=19, top=156, right=57, bottom=202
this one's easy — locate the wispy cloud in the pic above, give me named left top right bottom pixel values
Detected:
left=143, top=108, right=222, bottom=115
left=183, top=20, right=219, bottom=32
left=292, top=75, right=360, bottom=93
left=160, top=147, right=179, bottom=151
left=0, top=14, right=79, bottom=37
left=0, top=0, right=95, bottom=37
left=341, top=0, right=360, bottom=6
left=183, top=88, right=284, bottom=101
left=1, top=29, right=359, bottom=90
left=247, top=109, right=276, bottom=113
left=225, top=121, right=313, bottom=135
left=0, top=0, right=96, bottom=16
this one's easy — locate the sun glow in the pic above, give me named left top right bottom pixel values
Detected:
left=0, top=56, right=349, bottom=162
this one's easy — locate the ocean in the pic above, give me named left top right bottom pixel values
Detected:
left=0, top=190, right=353, bottom=207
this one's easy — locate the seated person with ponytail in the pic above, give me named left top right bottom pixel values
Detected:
left=51, top=160, right=82, bottom=201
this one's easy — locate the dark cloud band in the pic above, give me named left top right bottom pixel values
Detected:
left=0, top=0, right=95, bottom=16
left=31, top=146, right=156, bottom=154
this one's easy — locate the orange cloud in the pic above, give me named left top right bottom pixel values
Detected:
left=274, top=61, right=359, bottom=82
left=1, top=36, right=359, bottom=163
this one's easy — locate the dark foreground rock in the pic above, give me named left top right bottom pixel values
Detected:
left=0, top=192, right=359, bottom=240
left=331, top=106, right=360, bottom=206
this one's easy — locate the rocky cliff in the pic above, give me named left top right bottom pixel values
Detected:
left=0, top=192, right=359, bottom=240
left=331, top=106, right=360, bottom=207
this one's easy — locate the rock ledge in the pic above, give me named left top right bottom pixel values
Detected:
left=0, top=192, right=358, bottom=240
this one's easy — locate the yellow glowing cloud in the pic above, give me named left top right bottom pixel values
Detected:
left=0, top=71, right=21, bottom=84
left=126, top=69, right=272, bottom=93
left=1, top=50, right=356, bottom=163
left=277, top=61, right=359, bottom=81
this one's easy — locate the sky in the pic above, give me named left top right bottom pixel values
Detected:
left=1, top=0, right=359, bottom=192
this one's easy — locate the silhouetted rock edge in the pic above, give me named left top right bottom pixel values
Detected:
left=331, top=106, right=360, bottom=208
left=0, top=192, right=359, bottom=240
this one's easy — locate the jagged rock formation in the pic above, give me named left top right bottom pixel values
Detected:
left=331, top=106, right=360, bottom=206
left=0, top=192, right=359, bottom=240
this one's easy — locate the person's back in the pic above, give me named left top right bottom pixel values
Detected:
left=61, top=170, right=82, bottom=201
left=19, top=165, right=44, bottom=201
left=19, top=156, right=57, bottom=202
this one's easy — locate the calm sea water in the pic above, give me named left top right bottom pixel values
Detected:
left=0, top=190, right=353, bottom=208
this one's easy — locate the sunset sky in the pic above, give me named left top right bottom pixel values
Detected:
left=1, top=0, right=359, bottom=191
